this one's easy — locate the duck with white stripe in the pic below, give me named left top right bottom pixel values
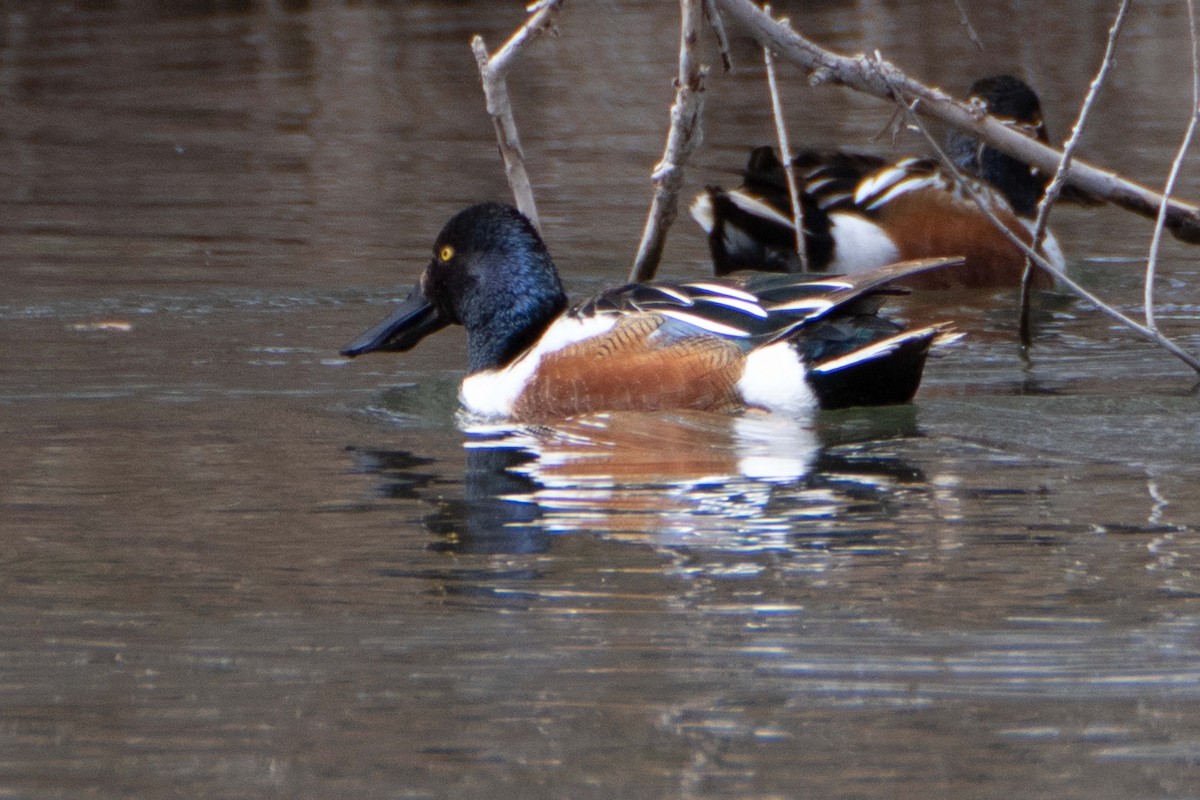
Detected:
left=341, top=202, right=961, bottom=422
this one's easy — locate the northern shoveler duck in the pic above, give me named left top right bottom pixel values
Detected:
left=691, top=75, right=1066, bottom=289
left=340, top=202, right=962, bottom=422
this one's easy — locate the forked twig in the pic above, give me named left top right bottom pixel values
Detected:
left=471, top=0, right=568, bottom=232
left=1018, top=0, right=1130, bottom=345
left=629, top=0, right=708, bottom=282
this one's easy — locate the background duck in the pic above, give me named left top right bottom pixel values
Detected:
left=691, top=75, right=1067, bottom=289
left=341, top=202, right=962, bottom=422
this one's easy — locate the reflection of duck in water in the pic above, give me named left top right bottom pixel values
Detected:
left=474, top=411, right=821, bottom=487
left=354, top=407, right=926, bottom=554
left=468, top=412, right=824, bottom=545
left=351, top=443, right=548, bottom=556
left=340, top=203, right=960, bottom=421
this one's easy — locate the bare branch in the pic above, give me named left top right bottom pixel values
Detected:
left=712, top=0, right=1200, bottom=243
left=471, top=0, right=568, bottom=232
left=1019, top=0, right=1130, bottom=345
left=1145, top=0, right=1200, bottom=332
left=629, top=0, right=708, bottom=282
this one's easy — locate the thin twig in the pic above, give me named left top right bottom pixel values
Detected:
left=712, top=0, right=1200, bottom=243
left=951, top=0, right=984, bottom=51
left=1018, top=0, right=1130, bottom=346
left=471, top=0, right=568, bottom=232
left=629, top=0, right=707, bottom=282
left=762, top=7, right=807, bottom=271
left=702, top=0, right=733, bottom=72
left=1145, top=0, right=1200, bottom=332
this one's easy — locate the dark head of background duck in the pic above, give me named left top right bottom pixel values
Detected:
left=946, top=74, right=1049, bottom=217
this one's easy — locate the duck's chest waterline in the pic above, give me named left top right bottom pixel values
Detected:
left=458, top=314, right=619, bottom=418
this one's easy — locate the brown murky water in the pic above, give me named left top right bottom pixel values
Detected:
left=3, top=1, right=1200, bottom=798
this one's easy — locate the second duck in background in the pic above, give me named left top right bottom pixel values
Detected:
left=692, top=75, right=1067, bottom=289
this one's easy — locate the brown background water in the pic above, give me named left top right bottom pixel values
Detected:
left=3, top=1, right=1200, bottom=798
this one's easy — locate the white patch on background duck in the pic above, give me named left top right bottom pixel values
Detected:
left=826, top=213, right=900, bottom=273
left=687, top=190, right=794, bottom=235
left=689, top=192, right=715, bottom=232
left=804, top=175, right=837, bottom=194
left=736, top=340, right=817, bottom=417
left=725, top=189, right=797, bottom=229
left=816, top=191, right=852, bottom=209
left=862, top=174, right=941, bottom=211
left=459, top=314, right=617, bottom=418
left=852, top=162, right=913, bottom=205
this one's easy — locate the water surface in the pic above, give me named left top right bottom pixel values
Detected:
left=3, top=2, right=1200, bottom=798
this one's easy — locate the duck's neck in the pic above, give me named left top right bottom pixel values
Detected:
left=947, top=131, right=1045, bottom=217
left=465, top=293, right=567, bottom=373
left=460, top=248, right=568, bottom=374
left=980, top=148, right=1045, bottom=216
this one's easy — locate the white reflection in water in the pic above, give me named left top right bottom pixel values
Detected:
left=458, top=410, right=911, bottom=546
left=468, top=411, right=820, bottom=486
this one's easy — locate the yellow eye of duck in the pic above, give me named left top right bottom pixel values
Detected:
left=438, top=245, right=454, bottom=263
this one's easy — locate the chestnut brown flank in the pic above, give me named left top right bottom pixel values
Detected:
left=873, top=189, right=1052, bottom=289
left=511, top=314, right=746, bottom=420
